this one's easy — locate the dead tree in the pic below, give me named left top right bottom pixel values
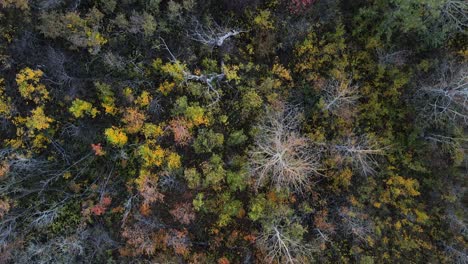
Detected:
left=257, top=219, right=314, bottom=263
left=442, top=0, right=468, bottom=34
left=443, top=244, right=468, bottom=264
left=321, top=78, right=359, bottom=115
left=188, top=19, right=246, bottom=48
left=160, top=38, right=226, bottom=105
left=249, top=105, right=322, bottom=193
left=417, top=63, right=468, bottom=126
left=339, top=207, right=375, bottom=245
left=377, top=50, right=411, bottom=66
left=333, top=135, right=386, bottom=177
left=43, top=47, right=73, bottom=86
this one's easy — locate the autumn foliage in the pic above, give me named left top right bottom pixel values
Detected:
left=0, top=0, right=465, bottom=263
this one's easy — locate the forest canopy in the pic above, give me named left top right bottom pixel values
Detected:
left=0, top=0, right=467, bottom=263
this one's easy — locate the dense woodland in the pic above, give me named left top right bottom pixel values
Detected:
left=0, top=0, right=467, bottom=263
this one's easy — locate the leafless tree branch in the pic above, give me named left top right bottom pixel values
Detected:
left=188, top=19, right=246, bottom=48
left=417, top=62, right=468, bottom=126
left=249, top=105, right=323, bottom=193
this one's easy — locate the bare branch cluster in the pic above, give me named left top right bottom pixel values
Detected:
left=16, top=236, right=84, bottom=264
left=160, top=38, right=226, bottom=105
left=442, top=0, right=468, bottom=34
left=417, top=63, right=468, bottom=126
left=333, top=135, right=386, bottom=177
left=43, top=46, right=73, bottom=86
left=249, top=105, right=322, bottom=193
left=339, top=207, right=376, bottom=245
left=321, top=78, right=359, bottom=115
left=188, top=19, right=246, bottom=48
left=444, top=244, right=468, bottom=264
left=377, top=50, right=411, bottom=66
left=12, top=225, right=117, bottom=264
left=257, top=219, right=315, bottom=264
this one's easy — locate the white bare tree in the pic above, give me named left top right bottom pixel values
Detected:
left=442, top=0, right=468, bottom=34
left=249, top=105, right=322, bottom=193
left=333, top=135, right=386, bottom=177
left=417, top=63, right=468, bottom=126
left=321, top=78, right=359, bottom=115
left=257, top=219, right=315, bottom=264
left=338, top=207, right=375, bottom=245
left=188, top=19, right=246, bottom=48
left=160, top=38, right=226, bottom=105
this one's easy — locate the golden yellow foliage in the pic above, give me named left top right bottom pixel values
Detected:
left=96, top=82, right=117, bottom=115
left=63, top=171, right=72, bottom=180
left=142, top=123, right=163, bottom=139
left=186, top=105, right=209, bottom=126
left=166, top=152, right=181, bottom=170
left=254, top=10, right=274, bottom=30
left=16, top=68, right=49, bottom=103
left=69, top=99, right=99, bottom=118
left=161, top=61, right=187, bottom=82
left=272, top=63, right=292, bottom=81
left=25, top=107, right=53, bottom=131
left=31, top=133, right=50, bottom=149
left=159, top=80, right=176, bottom=96
left=139, top=144, right=165, bottom=167
left=136, top=91, right=152, bottom=107
left=222, top=64, right=240, bottom=82
left=105, top=127, right=128, bottom=147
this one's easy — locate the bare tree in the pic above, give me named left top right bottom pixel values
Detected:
left=333, top=135, right=386, bottom=177
left=425, top=133, right=467, bottom=147
left=339, top=207, right=375, bottom=245
left=377, top=49, right=411, bottom=66
left=257, top=219, right=315, bottom=263
left=18, top=236, right=84, bottom=264
left=442, top=0, right=468, bottom=34
left=444, top=244, right=468, bottom=264
left=160, top=38, right=226, bottom=105
left=43, top=47, right=72, bottom=86
left=417, top=63, right=468, bottom=126
left=321, top=78, right=359, bottom=115
left=249, top=105, right=322, bottom=193
left=10, top=226, right=116, bottom=264
left=188, top=19, right=246, bottom=48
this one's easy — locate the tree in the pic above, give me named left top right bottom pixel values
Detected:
left=25, top=107, right=53, bottom=132
left=188, top=19, right=246, bottom=48
left=122, top=108, right=146, bottom=134
left=0, top=0, right=28, bottom=10
left=193, top=129, right=224, bottom=154
left=169, top=118, right=192, bottom=146
left=69, top=99, right=98, bottom=118
left=104, top=127, right=128, bottom=147
left=159, top=38, right=226, bottom=105
left=441, top=0, right=468, bottom=34
left=417, top=62, right=467, bottom=126
left=257, top=216, right=314, bottom=263
left=338, top=207, right=376, bottom=245
left=15, top=68, right=49, bottom=104
left=249, top=105, right=322, bottom=193
left=38, top=8, right=107, bottom=54
left=170, top=202, right=195, bottom=225
left=320, top=77, right=359, bottom=116
left=333, top=135, right=386, bottom=177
